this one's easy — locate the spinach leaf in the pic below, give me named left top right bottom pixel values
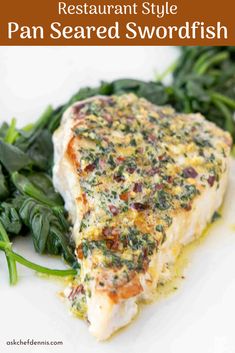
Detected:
left=172, top=47, right=235, bottom=139
left=4, top=118, right=19, bottom=144
left=12, top=172, right=62, bottom=208
left=27, top=172, right=63, bottom=206
left=0, top=140, right=32, bottom=173
left=0, top=122, right=10, bottom=139
left=0, top=202, right=22, bottom=235
left=16, top=129, right=53, bottom=171
left=19, top=197, right=77, bottom=267
left=0, top=164, right=9, bottom=200
left=0, top=220, right=18, bottom=285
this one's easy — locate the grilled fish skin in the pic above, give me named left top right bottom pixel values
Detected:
left=53, top=94, right=232, bottom=340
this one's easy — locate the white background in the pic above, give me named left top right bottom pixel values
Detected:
left=0, top=46, right=235, bottom=353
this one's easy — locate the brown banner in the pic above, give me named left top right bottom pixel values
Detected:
left=0, top=0, right=234, bottom=45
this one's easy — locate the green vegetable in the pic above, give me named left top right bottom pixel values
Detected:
left=0, top=216, right=76, bottom=284
left=0, top=219, right=18, bottom=285
left=0, top=165, right=9, bottom=200
left=172, top=47, right=235, bottom=138
left=0, top=202, right=22, bottom=235
left=4, top=118, right=18, bottom=144
left=0, top=122, right=10, bottom=139
left=15, top=107, right=54, bottom=171
left=0, top=140, right=32, bottom=173
left=19, top=197, right=76, bottom=266
left=0, top=241, right=76, bottom=278
left=0, top=110, right=77, bottom=283
left=12, top=172, right=62, bottom=208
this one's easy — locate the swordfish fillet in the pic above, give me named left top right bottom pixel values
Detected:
left=53, top=93, right=231, bottom=340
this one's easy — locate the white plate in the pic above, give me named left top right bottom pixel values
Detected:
left=0, top=47, right=235, bottom=353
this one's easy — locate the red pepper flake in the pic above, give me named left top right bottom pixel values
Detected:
left=126, top=167, right=136, bottom=174
left=68, top=284, right=84, bottom=300
left=84, top=163, right=96, bottom=172
left=133, top=183, right=142, bottom=193
left=143, top=248, right=148, bottom=258
left=142, top=248, right=150, bottom=271
left=102, top=227, right=113, bottom=237
left=120, top=192, right=129, bottom=201
left=116, top=156, right=125, bottom=164
left=72, top=103, right=85, bottom=117
left=183, top=167, right=198, bottom=179
left=106, top=239, right=114, bottom=249
left=154, top=183, right=163, bottom=190
left=131, top=202, right=148, bottom=211
left=109, top=205, right=119, bottom=216
left=82, top=193, right=88, bottom=206
left=76, top=244, right=84, bottom=260
left=102, top=227, right=120, bottom=244
left=114, top=174, right=125, bottom=182
left=167, top=176, right=174, bottom=184
left=158, top=154, right=165, bottom=161
left=208, top=175, right=216, bottom=187
left=93, top=182, right=103, bottom=187
left=142, top=259, right=149, bottom=272
left=184, top=204, right=192, bottom=211
left=147, top=167, right=160, bottom=176
left=106, top=239, right=119, bottom=250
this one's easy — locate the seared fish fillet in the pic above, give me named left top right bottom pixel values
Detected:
left=53, top=94, right=231, bottom=340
